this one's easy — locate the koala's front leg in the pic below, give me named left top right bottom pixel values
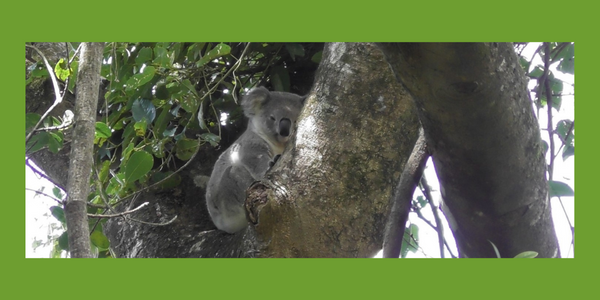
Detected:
left=268, top=154, right=281, bottom=168
left=239, top=144, right=275, bottom=182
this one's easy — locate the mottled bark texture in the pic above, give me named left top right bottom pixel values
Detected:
left=378, top=43, right=560, bottom=258
left=245, top=43, right=419, bottom=257
left=65, top=42, right=105, bottom=258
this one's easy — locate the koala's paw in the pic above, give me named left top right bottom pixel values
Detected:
left=269, top=154, right=281, bottom=168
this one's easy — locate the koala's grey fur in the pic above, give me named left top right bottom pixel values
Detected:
left=205, top=87, right=306, bottom=233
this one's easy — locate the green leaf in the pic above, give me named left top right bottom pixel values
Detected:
left=154, top=107, right=174, bottom=138
left=153, top=46, right=171, bottom=68
left=196, top=43, right=231, bottom=68
left=48, top=132, right=63, bottom=153
left=514, top=251, right=538, bottom=258
left=99, top=160, right=111, bottom=183
left=558, top=57, right=574, bottom=74
left=50, top=206, right=66, bottom=224
left=548, top=180, right=574, bottom=198
left=68, top=61, right=79, bottom=93
left=27, top=132, right=50, bottom=153
left=151, top=171, right=182, bottom=191
left=58, top=231, right=69, bottom=251
left=270, top=65, right=290, bottom=92
left=26, top=113, right=42, bottom=133
left=135, top=47, right=153, bottom=66
left=518, top=56, right=529, bottom=71
left=163, top=126, right=177, bottom=137
left=181, top=79, right=200, bottom=98
left=416, top=195, right=427, bottom=208
left=125, top=66, right=156, bottom=91
left=557, top=43, right=574, bottom=74
left=400, top=224, right=419, bottom=258
left=54, top=58, right=71, bottom=81
left=562, top=145, right=574, bottom=161
left=149, top=138, right=167, bottom=158
left=551, top=43, right=572, bottom=62
left=541, top=140, right=548, bottom=156
left=175, top=138, right=199, bottom=160
left=556, top=120, right=574, bottom=145
left=95, top=122, right=112, bottom=139
left=124, top=150, right=154, bottom=184
left=131, top=98, right=156, bottom=122
left=90, top=231, right=110, bottom=250
left=121, top=141, right=135, bottom=164
left=106, top=173, right=125, bottom=196
left=528, top=66, right=544, bottom=78
left=42, top=116, right=61, bottom=128
left=311, top=51, right=323, bottom=64
left=28, top=62, right=49, bottom=80
left=180, top=93, right=199, bottom=114
left=285, top=43, right=305, bottom=61
left=52, top=186, right=63, bottom=199
left=200, top=133, right=221, bottom=147
left=134, top=119, right=147, bottom=137
left=154, top=82, right=170, bottom=100
left=186, top=43, right=205, bottom=61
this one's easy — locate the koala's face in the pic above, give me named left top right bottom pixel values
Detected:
left=242, top=87, right=306, bottom=146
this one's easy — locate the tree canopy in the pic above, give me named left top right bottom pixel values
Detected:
left=25, top=42, right=574, bottom=258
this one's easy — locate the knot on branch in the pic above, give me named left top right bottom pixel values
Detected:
left=245, top=181, right=270, bottom=225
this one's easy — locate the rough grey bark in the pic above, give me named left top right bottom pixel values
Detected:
left=105, top=43, right=421, bottom=258
left=243, top=42, right=420, bottom=257
left=378, top=43, right=560, bottom=258
left=64, top=42, right=105, bottom=258
left=26, top=43, right=108, bottom=189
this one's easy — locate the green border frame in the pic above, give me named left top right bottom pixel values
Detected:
left=13, top=0, right=591, bottom=298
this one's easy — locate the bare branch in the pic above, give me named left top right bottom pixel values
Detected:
left=383, top=128, right=429, bottom=258
left=25, top=188, right=64, bottom=205
left=88, top=202, right=149, bottom=218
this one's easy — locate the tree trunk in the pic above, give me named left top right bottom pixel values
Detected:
left=377, top=43, right=560, bottom=258
left=99, top=43, right=420, bottom=258
left=244, top=42, right=420, bottom=257
left=27, top=42, right=561, bottom=258
left=65, top=42, right=104, bottom=258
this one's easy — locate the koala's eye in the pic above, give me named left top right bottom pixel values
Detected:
left=269, top=115, right=276, bottom=121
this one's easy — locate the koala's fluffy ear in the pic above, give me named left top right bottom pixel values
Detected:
left=241, top=87, right=270, bottom=117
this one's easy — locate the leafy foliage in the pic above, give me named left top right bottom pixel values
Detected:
left=26, top=42, right=323, bottom=257
left=25, top=42, right=574, bottom=258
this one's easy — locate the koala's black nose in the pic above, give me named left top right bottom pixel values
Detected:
left=279, top=118, right=292, bottom=137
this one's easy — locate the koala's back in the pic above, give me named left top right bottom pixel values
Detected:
left=205, top=87, right=306, bottom=233
left=205, top=130, right=273, bottom=233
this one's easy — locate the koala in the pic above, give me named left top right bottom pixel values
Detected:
left=205, top=87, right=306, bottom=233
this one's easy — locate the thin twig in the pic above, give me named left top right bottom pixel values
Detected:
left=383, top=128, right=429, bottom=258
left=420, top=176, right=450, bottom=258
left=553, top=120, right=574, bottom=162
left=543, top=42, right=555, bottom=180
left=25, top=158, right=66, bottom=191
left=25, top=45, right=65, bottom=144
left=87, top=202, right=149, bottom=218
left=126, top=215, right=178, bottom=226
left=25, top=188, right=64, bottom=205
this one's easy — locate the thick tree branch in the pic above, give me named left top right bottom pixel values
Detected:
left=383, top=128, right=428, bottom=258
left=378, top=43, right=560, bottom=258
left=64, top=43, right=104, bottom=258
